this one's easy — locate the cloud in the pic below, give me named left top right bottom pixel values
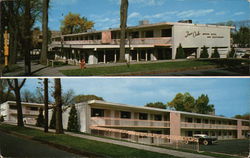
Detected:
left=216, top=11, right=226, bottom=16
left=234, top=12, right=245, bottom=16
left=109, top=0, right=165, bottom=6
left=177, top=9, right=214, bottom=18
left=128, top=12, right=140, bottom=19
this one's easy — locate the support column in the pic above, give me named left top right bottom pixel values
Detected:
left=237, top=120, right=243, bottom=139
left=114, top=50, right=117, bottom=63
left=146, top=49, right=148, bottom=61
left=196, top=47, right=201, bottom=59
left=88, top=49, right=98, bottom=64
left=137, top=49, right=139, bottom=62
left=172, top=47, right=177, bottom=60
left=170, top=112, right=181, bottom=137
left=208, top=47, right=212, bottom=58
left=104, top=50, right=106, bottom=63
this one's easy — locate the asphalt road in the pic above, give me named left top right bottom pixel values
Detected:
left=0, top=131, right=80, bottom=158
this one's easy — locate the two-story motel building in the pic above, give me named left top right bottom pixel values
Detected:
left=60, top=100, right=249, bottom=142
left=0, top=101, right=46, bottom=125
left=1, top=100, right=249, bottom=144
left=50, top=21, right=234, bottom=65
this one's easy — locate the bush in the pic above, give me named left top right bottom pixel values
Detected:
left=176, top=44, right=185, bottom=59
left=49, top=107, right=56, bottom=129
left=211, top=47, right=220, bottom=58
left=200, top=46, right=209, bottom=58
left=67, top=105, right=79, bottom=132
left=0, top=115, right=4, bottom=122
left=228, top=47, right=235, bottom=58
left=36, top=108, right=44, bottom=127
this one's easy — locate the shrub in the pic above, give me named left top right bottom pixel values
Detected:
left=67, top=105, right=79, bottom=132
left=211, top=47, right=220, bottom=58
left=176, top=44, right=185, bottom=59
left=228, top=47, right=235, bottom=58
left=36, top=108, right=44, bottom=127
left=0, top=115, right=4, bottom=122
left=200, top=46, right=209, bottom=58
left=49, top=107, right=56, bottom=129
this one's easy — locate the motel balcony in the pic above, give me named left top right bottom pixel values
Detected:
left=242, top=125, right=250, bottom=130
left=91, top=117, right=170, bottom=128
left=181, top=122, right=238, bottom=130
left=51, top=37, right=172, bottom=47
left=8, top=109, right=39, bottom=116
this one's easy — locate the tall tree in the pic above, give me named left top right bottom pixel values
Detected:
left=36, top=107, right=44, bottom=127
left=44, top=78, right=49, bottom=132
left=194, top=94, right=214, bottom=114
left=7, top=79, right=26, bottom=127
left=0, top=79, right=15, bottom=104
left=67, top=105, right=79, bottom=132
left=54, top=78, right=63, bottom=134
left=73, top=94, right=104, bottom=103
left=23, top=0, right=31, bottom=75
left=176, top=44, right=185, bottom=59
left=200, top=46, right=209, bottom=58
left=40, top=0, right=50, bottom=64
left=211, top=47, right=220, bottom=58
left=119, top=0, right=129, bottom=62
left=145, top=102, right=166, bottom=109
left=60, top=12, right=94, bottom=35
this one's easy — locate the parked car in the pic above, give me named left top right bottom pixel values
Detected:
left=193, top=134, right=218, bottom=145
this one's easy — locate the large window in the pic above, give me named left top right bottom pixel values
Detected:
left=30, top=107, right=39, bottom=111
left=162, top=29, right=172, bottom=37
left=91, top=108, right=104, bottom=117
left=120, top=111, right=131, bottom=119
left=139, top=113, right=148, bottom=120
left=131, top=31, right=139, bottom=38
left=154, top=114, right=162, bottom=121
left=145, top=30, right=154, bottom=38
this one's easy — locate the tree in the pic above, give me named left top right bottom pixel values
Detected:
left=60, top=12, right=94, bottom=35
left=7, top=79, right=26, bottom=127
left=119, top=0, right=129, bottom=62
left=0, top=79, right=15, bottom=104
left=54, top=78, right=64, bottom=134
left=145, top=102, right=166, bottom=109
left=234, top=113, right=250, bottom=120
left=73, top=95, right=104, bottom=103
left=167, top=92, right=195, bottom=112
left=21, top=89, right=36, bottom=102
left=194, top=94, right=214, bottom=114
left=44, top=78, right=49, bottom=132
left=228, top=47, right=235, bottom=58
left=36, top=107, right=44, bottom=127
left=40, top=0, right=50, bottom=65
left=62, top=89, right=75, bottom=106
left=176, top=44, right=185, bottom=59
left=211, top=47, right=220, bottom=58
left=200, top=46, right=209, bottom=58
left=232, top=27, right=250, bottom=48
left=67, top=105, right=79, bottom=132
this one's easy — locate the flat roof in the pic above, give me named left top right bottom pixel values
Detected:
left=54, top=21, right=234, bottom=38
left=2, top=101, right=53, bottom=107
left=87, top=100, right=249, bottom=122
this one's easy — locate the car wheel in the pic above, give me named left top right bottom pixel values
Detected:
left=203, top=140, right=208, bottom=145
left=184, top=140, right=189, bottom=144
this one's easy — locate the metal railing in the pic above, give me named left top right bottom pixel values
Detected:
left=91, top=117, right=170, bottom=128
left=181, top=122, right=237, bottom=130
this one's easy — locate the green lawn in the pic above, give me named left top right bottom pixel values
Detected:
left=61, top=59, right=249, bottom=76
left=0, top=124, right=178, bottom=158
left=61, top=60, right=215, bottom=76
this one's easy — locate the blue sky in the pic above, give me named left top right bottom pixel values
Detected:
left=22, top=78, right=250, bottom=118
left=47, top=0, right=250, bottom=30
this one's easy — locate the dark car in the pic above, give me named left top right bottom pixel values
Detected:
left=193, top=134, right=218, bottom=145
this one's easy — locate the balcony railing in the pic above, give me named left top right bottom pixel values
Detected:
left=91, top=117, right=170, bottom=128
left=9, top=109, right=39, bottom=116
left=51, top=37, right=172, bottom=46
left=242, top=126, right=250, bottom=130
left=181, top=122, right=237, bottom=130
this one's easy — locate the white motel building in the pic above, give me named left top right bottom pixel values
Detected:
left=50, top=21, right=234, bottom=65
left=1, top=100, right=249, bottom=145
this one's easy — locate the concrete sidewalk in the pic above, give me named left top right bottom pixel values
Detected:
left=24, top=125, right=215, bottom=158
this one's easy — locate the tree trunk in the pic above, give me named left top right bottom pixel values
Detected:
left=119, top=0, right=128, bottom=62
left=24, top=0, right=31, bottom=75
left=40, top=0, right=49, bottom=65
left=54, top=78, right=63, bottom=134
left=0, top=2, right=3, bottom=62
left=14, top=79, right=24, bottom=127
left=44, top=78, right=49, bottom=132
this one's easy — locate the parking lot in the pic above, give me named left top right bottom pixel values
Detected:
left=200, top=139, right=249, bottom=157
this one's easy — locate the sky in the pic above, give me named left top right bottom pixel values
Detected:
left=47, top=0, right=250, bottom=30
left=22, top=78, right=250, bottom=118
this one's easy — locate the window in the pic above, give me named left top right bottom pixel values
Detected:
left=154, top=114, right=162, bottom=121
left=131, top=31, right=139, bottom=38
left=145, top=30, right=154, bottom=38
left=187, top=117, right=193, bottom=123
left=196, top=118, right=201, bottom=123
left=229, top=131, right=232, bottom=136
left=139, top=113, right=148, bottom=120
left=120, top=111, right=131, bottom=119
left=30, top=107, right=39, bottom=111
left=218, top=131, right=221, bottom=136
left=210, top=120, right=215, bottom=124
left=91, top=108, right=104, bottom=117
left=204, top=119, right=209, bottom=124
left=121, top=133, right=129, bottom=139
left=161, top=29, right=172, bottom=37
left=9, top=105, right=17, bottom=110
